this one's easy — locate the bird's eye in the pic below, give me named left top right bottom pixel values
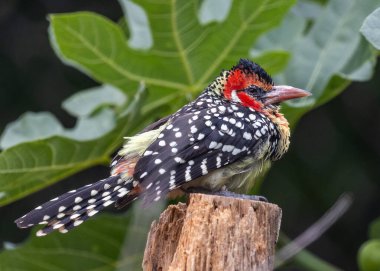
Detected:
left=245, top=85, right=264, bottom=97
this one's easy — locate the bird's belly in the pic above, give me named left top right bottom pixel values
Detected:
left=174, top=158, right=269, bottom=195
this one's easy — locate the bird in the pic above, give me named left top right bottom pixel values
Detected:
left=15, top=59, right=310, bottom=236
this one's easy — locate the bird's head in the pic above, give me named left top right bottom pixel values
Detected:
left=221, top=59, right=311, bottom=113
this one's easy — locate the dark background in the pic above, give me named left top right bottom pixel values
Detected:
left=0, top=1, right=379, bottom=270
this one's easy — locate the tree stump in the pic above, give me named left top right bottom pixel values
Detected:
left=143, top=193, right=282, bottom=271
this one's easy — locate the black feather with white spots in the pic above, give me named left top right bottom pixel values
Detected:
left=15, top=175, right=134, bottom=236
left=134, top=90, right=280, bottom=205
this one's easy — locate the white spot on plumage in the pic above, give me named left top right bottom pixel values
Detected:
left=249, top=114, right=256, bottom=120
left=91, top=190, right=98, bottom=196
left=146, top=183, right=153, bottom=189
left=209, top=141, right=217, bottom=149
left=175, top=132, right=182, bottom=138
left=172, top=148, right=178, bottom=153
left=88, top=198, right=96, bottom=204
left=36, top=230, right=47, bottom=237
left=154, top=196, right=161, bottom=201
left=201, top=159, right=208, bottom=175
left=75, top=197, right=82, bottom=203
left=185, top=166, right=192, bottom=181
left=73, top=220, right=83, bottom=227
left=170, top=141, right=177, bottom=147
left=222, top=145, right=234, bottom=152
left=144, top=150, right=153, bottom=156
left=229, top=118, right=236, bottom=124
left=53, top=223, right=64, bottom=230
left=205, top=120, right=212, bottom=126
left=216, top=156, right=222, bottom=168
left=70, top=213, right=80, bottom=220
left=35, top=206, right=42, bottom=210
left=173, top=127, right=180, bottom=132
left=155, top=159, right=162, bottom=164
left=103, top=200, right=114, bottom=207
left=197, top=133, right=205, bottom=140
left=58, top=206, right=66, bottom=212
left=50, top=197, right=59, bottom=201
left=243, top=132, right=252, bottom=140
left=111, top=160, right=118, bottom=166
left=159, top=140, right=166, bottom=146
left=140, top=172, right=148, bottom=178
left=118, top=190, right=128, bottom=198
left=43, top=215, right=50, bottom=221
left=218, top=105, right=226, bottom=112
left=102, top=191, right=110, bottom=197
left=166, top=124, right=173, bottom=130
left=236, top=112, right=244, bottom=118
left=255, top=130, right=262, bottom=137
left=88, top=210, right=98, bottom=217
left=190, top=126, right=198, bottom=133
left=104, top=183, right=111, bottom=190
left=174, top=157, right=185, bottom=163
left=159, top=168, right=166, bottom=174
left=73, top=205, right=81, bottom=211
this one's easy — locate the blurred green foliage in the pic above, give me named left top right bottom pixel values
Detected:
left=0, top=0, right=379, bottom=270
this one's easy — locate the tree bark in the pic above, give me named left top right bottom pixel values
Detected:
left=143, top=193, right=282, bottom=271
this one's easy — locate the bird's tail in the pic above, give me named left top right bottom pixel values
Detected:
left=15, top=175, right=136, bottom=236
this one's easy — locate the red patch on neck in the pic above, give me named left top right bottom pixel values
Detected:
left=237, top=92, right=263, bottom=111
left=224, top=70, right=246, bottom=99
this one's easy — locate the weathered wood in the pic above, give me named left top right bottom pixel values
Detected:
left=143, top=193, right=282, bottom=271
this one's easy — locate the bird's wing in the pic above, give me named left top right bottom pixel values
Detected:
left=133, top=105, right=274, bottom=205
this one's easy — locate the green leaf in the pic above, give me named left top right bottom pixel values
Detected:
left=0, top=109, right=117, bottom=150
left=273, top=0, right=380, bottom=108
left=358, top=240, right=380, bottom=271
left=361, top=7, right=380, bottom=50
left=0, top=88, right=146, bottom=206
left=198, top=0, right=232, bottom=24
left=0, top=214, right=141, bottom=270
left=369, top=217, right=380, bottom=239
left=339, top=36, right=377, bottom=82
left=0, top=112, right=64, bottom=150
left=118, top=0, right=153, bottom=50
left=62, top=84, right=127, bottom=117
left=253, top=50, right=290, bottom=75
left=49, top=0, right=296, bottom=96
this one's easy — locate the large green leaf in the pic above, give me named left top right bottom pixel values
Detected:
left=49, top=0, right=295, bottom=96
left=361, top=7, right=380, bottom=50
left=0, top=215, right=140, bottom=270
left=0, top=87, right=146, bottom=206
left=281, top=0, right=379, bottom=104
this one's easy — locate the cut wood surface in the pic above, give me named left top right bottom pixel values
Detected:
left=143, top=193, right=282, bottom=271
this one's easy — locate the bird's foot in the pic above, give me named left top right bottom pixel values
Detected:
left=181, top=187, right=268, bottom=202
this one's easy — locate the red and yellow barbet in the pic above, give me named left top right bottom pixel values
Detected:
left=15, top=59, right=310, bottom=236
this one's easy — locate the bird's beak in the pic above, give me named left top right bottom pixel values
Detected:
left=263, top=85, right=311, bottom=105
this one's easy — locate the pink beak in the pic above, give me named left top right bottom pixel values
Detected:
left=263, top=85, right=311, bottom=105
